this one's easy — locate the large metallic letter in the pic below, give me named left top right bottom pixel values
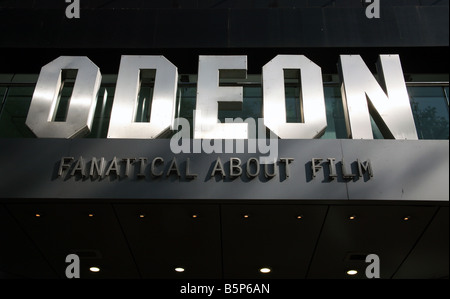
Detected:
left=26, top=56, right=101, bottom=138
left=262, top=55, right=327, bottom=139
left=108, top=56, right=178, bottom=138
left=194, top=56, right=248, bottom=139
left=339, top=55, right=418, bottom=139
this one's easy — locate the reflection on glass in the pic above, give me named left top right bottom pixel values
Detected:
left=322, top=87, right=347, bottom=139
left=53, top=81, right=74, bottom=122
left=0, top=86, right=35, bottom=137
left=409, top=87, right=449, bottom=140
left=134, top=81, right=153, bottom=123
left=85, top=86, right=115, bottom=138
left=0, top=78, right=448, bottom=140
left=285, top=86, right=301, bottom=123
left=176, top=86, right=197, bottom=138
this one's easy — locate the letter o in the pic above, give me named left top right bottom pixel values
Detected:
left=246, top=157, right=260, bottom=178
left=26, top=56, right=102, bottom=138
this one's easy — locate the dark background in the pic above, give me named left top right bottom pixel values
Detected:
left=0, top=0, right=448, bottom=74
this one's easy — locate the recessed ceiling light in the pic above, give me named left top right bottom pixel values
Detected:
left=243, top=214, right=250, bottom=219
left=192, top=214, right=198, bottom=219
left=175, top=267, right=185, bottom=273
left=349, top=215, right=356, bottom=220
left=89, top=267, right=100, bottom=273
left=88, top=213, right=94, bottom=217
left=403, top=216, right=411, bottom=221
left=297, top=215, right=303, bottom=219
left=346, top=269, right=358, bottom=275
left=139, top=214, right=145, bottom=218
left=259, top=267, right=271, bottom=274
left=35, top=213, right=41, bottom=218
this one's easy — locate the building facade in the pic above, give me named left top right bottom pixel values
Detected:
left=0, top=0, right=448, bottom=280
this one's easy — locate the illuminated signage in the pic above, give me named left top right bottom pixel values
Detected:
left=25, top=54, right=418, bottom=140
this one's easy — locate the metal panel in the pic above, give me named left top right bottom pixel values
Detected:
left=1, top=7, right=448, bottom=48
left=221, top=204, right=328, bottom=278
left=6, top=203, right=139, bottom=278
left=339, top=54, right=418, bottom=140
left=228, top=9, right=305, bottom=47
left=0, top=204, right=56, bottom=278
left=342, top=139, right=449, bottom=201
left=194, top=55, right=248, bottom=139
left=108, top=55, right=178, bottom=138
left=263, top=55, right=327, bottom=139
left=154, top=9, right=229, bottom=48
left=0, top=139, right=350, bottom=200
left=55, top=9, right=157, bottom=48
left=114, top=203, right=222, bottom=278
left=1, top=201, right=448, bottom=279
left=0, top=139, right=448, bottom=201
left=393, top=207, right=449, bottom=279
left=307, top=205, right=437, bottom=278
left=25, top=56, right=102, bottom=138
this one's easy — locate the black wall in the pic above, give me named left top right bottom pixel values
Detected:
left=0, top=0, right=448, bottom=73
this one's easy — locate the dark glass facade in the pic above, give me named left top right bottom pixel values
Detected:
left=0, top=0, right=448, bottom=282
left=0, top=76, right=448, bottom=139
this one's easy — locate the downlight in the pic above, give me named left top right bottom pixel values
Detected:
left=259, top=267, right=271, bottom=274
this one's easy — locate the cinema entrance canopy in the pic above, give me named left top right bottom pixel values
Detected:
left=0, top=0, right=448, bottom=279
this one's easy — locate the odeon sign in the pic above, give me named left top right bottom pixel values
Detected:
left=25, top=54, right=418, bottom=140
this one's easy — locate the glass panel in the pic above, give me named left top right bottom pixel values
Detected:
left=285, top=86, right=301, bottom=123
left=217, top=86, right=263, bottom=137
left=1, top=75, right=448, bottom=141
left=322, top=86, right=348, bottom=139
left=242, top=86, right=263, bottom=121
left=0, top=84, right=116, bottom=139
left=0, top=86, right=7, bottom=112
left=218, top=86, right=263, bottom=122
left=408, top=86, right=449, bottom=140
left=0, top=86, right=35, bottom=137
left=53, top=81, right=74, bottom=122
left=444, top=86, right=449, bottom=105
left=370, top=116, right=384, bottom=139
left=134, top=81, right=153, bottom=123
left=175, top=86, right=196, bottom=138
left=85, top=86, right=115, bottom=138
left=177, top=85, right=197, bottom=121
